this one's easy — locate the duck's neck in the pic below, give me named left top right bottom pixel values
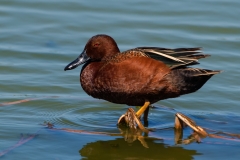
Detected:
left=102, top=45, right=120, bottom=60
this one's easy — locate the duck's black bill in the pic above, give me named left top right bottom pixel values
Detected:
left=64, top=50, right=90, bottom=71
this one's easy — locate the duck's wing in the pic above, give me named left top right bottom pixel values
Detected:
left=132, top=47, right=210, bottom=69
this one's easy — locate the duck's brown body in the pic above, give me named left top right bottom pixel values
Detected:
left=81, top=55, right=170, bottom=106
left=79, top=47, right=219, bottom=106
left=65, top=34, right=220, bottom=107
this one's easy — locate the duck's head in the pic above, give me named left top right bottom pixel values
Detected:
left=64, top=34, right=120, bottom=71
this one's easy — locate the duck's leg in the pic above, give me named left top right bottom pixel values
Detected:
left=174, top=113, right=208, bottom=144
left=117, top=100, right=150, bottom=129
left=175, top=113, right=208, bottom=137
left=135, top=100, right=150, bottom=119
left=118, top=108, right=149, bottom=133
left=143, top=104, right=150, bottom=125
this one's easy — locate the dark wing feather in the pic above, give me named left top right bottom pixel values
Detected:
left=133, top=47, right=210, bottom=69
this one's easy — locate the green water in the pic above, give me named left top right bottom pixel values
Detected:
left=1, top=1, right=240, bottom=159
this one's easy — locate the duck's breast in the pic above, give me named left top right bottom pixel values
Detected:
left=81, top=56, right=173, bottom=105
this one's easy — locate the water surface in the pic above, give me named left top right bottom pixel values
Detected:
left=1, top=1, right=240, bottom=159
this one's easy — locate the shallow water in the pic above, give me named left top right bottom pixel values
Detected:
left=1, top=0, right=240, bottom=159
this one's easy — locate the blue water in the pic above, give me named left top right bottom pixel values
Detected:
left=1, top=1, right=240, bottom=159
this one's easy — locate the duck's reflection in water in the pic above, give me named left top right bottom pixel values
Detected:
left=79, top=135, right=200, bottom=160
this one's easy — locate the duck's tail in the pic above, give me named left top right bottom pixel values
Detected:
left=166, top=68, right=221, bottom=96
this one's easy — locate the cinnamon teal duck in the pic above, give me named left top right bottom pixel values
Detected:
left=64, top=34, right=220, bottom=128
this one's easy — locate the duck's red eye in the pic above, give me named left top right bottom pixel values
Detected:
left=93, top=43, right=100, bottom=47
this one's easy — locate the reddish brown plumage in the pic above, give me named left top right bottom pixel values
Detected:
left=65, top=34, right=221, bottom=106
